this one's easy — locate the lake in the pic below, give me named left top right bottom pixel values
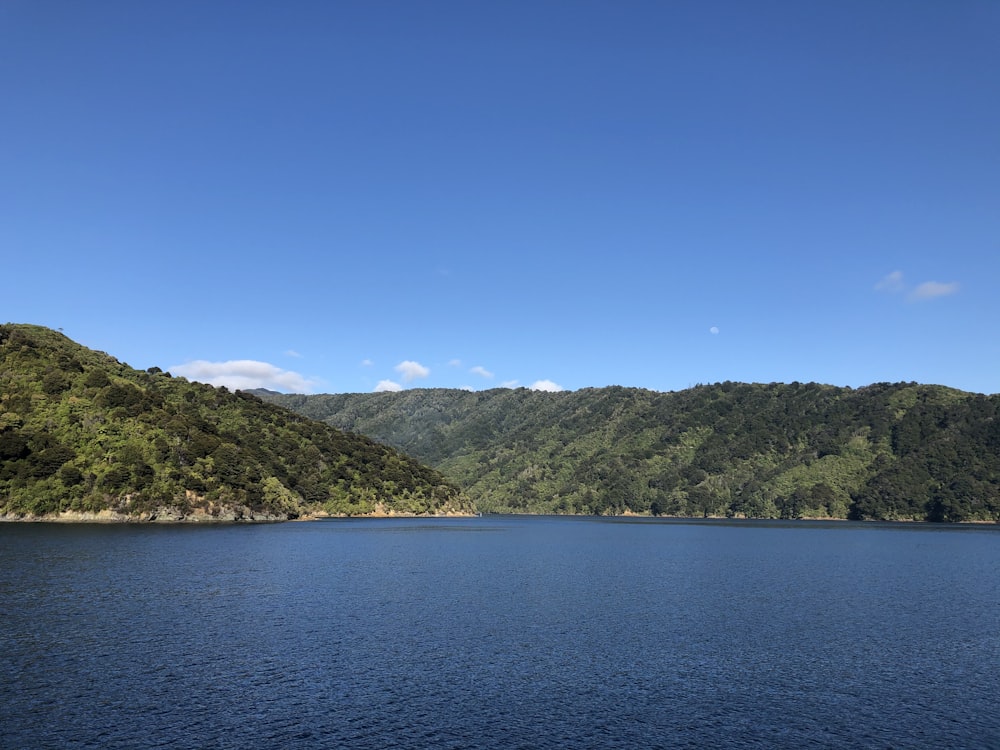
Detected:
left=2, top=516, right=998, bottom=749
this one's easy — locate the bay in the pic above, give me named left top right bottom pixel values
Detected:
left=2, top=517, right=998, bottom=749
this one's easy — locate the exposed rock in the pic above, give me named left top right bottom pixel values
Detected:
left=0, top=505, right=293, bottom=523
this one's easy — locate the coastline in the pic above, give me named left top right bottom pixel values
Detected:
left=4, top=508, right=994, bottom=525
left=0, top=507, right=478, bottom=524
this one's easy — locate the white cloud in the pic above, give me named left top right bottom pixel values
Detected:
left=501, top=380, right=519, bottom=388
left=459, top=384, right=475, bottom=392
left=374, top=379, right=402, bottom=392
left=360, top=358, right=373, bottom=367
left=875, top=270, right=905, bottom=293
left=285, top=349, right=302, bottom=358
left=170, top=360, right=318, bottom=393
left=709, top=326, right=720, bottom=335
left=910, top=281, right=960, bottom=301
left=530, top=379, right=564, bottom=392
left=395, top=360, right=430, bottom=382
left=448, top=359, right=462, bottom=367
left=876, top=271, right=959, bottom=302
left=470, top=365, right=494, bottom=378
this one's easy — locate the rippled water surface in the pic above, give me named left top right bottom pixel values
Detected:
left=2, top=517, right=999, bottom=749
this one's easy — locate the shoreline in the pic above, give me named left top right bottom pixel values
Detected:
left=3, top=509, right=996, bottom=525
left=0, top=508, right=478, bottom=524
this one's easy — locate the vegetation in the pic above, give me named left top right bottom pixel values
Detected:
left=0, top=325, right=468, bottom=520
left=257, top=382, right=1000, bottom=522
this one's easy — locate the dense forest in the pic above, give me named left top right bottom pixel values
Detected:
left=258, top=383, right=1000, bottom=522
left=0, top=325, right=468, bottom=520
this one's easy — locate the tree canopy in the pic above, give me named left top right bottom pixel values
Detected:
left=258, top=381, right=1000, bottom=522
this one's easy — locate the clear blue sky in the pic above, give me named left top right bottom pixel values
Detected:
left=4, top=1, right=998, bottom=394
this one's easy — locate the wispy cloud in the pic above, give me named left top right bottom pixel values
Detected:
left=284, top=349, right=302, bottom=358
left=374, top=379, right=402, bottom=392
left=709, top=326, right=720, bottom=335
left=875, top=270, right=959, bottom=302
left=170, top=360, right=318, bottom=393
left=501, top=380, right=519, bottom=388
left=875, top=270, right=905, bottom=293
left=448, top=359, right=462, bottom=367
left=910, top=281, right=960, bottom=301
left=360, top=358, right=373, bottom=367
left=530, top=379, right=564, bottom=392
left=470, top=365, right=494, bottom=379
left=395, top=360, right=430, bottom=382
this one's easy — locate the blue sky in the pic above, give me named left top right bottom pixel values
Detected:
left=4, top=1, right=998, bottom=394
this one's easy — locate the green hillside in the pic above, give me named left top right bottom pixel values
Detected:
left=0, top=324, right=468, bottom=520
left=258, top=383, right=1000, bottom=522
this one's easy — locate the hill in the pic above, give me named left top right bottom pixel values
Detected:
left=256, top=383, right=1000, bottom=522
left=0, top=325, right=469, bottom=521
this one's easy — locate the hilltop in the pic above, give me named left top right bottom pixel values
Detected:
left=0, top=325, right=469, bottom=521
left=257, top=383, right=1000, bottom=522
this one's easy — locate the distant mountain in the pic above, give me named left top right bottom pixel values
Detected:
left=255, top=383, right=1000, bottom=522
left=0, top=325, right=469, bottom=521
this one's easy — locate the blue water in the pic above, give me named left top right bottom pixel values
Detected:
left=2, top=517, right=999, bottom=749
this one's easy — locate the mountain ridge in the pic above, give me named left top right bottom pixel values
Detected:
left=1, top=324, right=470, bottom=521
left=255, top=382, right=1000, bottom=522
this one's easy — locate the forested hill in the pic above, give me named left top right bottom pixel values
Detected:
left=0, top=325, right=468, bottom=520
left=256, top=383, right=1000, bottom=522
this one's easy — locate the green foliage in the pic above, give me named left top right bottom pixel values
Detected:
left=258, top=381, right=1000, bottom=522
left=0, top=324, right=469, bottom=520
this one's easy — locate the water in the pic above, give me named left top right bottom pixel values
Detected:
left=2, top=517, right=998, bottom=749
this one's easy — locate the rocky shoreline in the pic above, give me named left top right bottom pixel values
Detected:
left=0, top=507, right=292, bottom=523
left=1, top=506, right=477, bottom=523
